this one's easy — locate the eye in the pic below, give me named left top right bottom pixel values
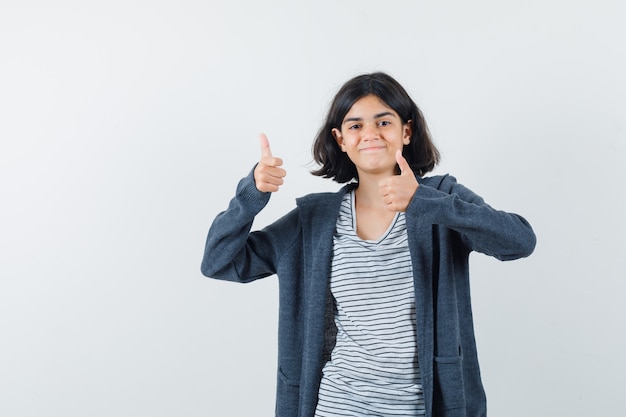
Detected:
left=378, top=120, right=391, bottom=127
left=348, top=124, right=361, bottom=130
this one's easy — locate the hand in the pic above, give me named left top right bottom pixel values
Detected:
left=254, top=133, right=286, bottom=193
left=378, top=150, right=419, bottom=212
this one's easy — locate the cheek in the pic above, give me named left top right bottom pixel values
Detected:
left=341, top=135, right=357, bottom=148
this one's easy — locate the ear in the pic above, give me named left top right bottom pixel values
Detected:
left=332, top=128, right=346, bottom=152
left=403, top=120, right=412, bottom=145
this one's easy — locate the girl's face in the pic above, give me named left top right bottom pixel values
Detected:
left=332, top=94, right=412, bottom=178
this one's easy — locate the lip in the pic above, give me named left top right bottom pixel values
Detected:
left=359, top=146, right=386, bottom=152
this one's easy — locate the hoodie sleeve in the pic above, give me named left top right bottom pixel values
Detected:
left=407, top=175, right=536, bottom=261
left=200, top=167, right=300, bottom=282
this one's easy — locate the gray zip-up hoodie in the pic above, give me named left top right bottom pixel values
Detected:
left=201, top=168, right=536, bottom=417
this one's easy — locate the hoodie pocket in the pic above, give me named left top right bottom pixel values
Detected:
left=433, top=355, right=467, bottom=414
left=275, top=366, right=300, bottom=417
left=278, top=365, right=300, bottom=387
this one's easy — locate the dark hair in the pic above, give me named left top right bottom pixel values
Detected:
left=311, top=72, right=440, bottom=183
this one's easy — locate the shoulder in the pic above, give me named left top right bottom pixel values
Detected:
left=296, top=184, right=353, bottom=210
left=418, top=173, right=458, bottom=192
left=419, top=173, right=486, bottom=205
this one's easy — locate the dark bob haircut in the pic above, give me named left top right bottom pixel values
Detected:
left=311, top=72, right=440, bottom=183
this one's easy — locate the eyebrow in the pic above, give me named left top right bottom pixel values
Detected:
left=342, top=111, right=397, bottom=124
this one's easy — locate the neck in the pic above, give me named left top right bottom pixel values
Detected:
left=354, top=171, right=391, bottom=210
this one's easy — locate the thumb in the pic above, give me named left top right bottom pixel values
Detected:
left=396, top=150, right=411, bottom=175
left=259, top=133, right=273, bottom=159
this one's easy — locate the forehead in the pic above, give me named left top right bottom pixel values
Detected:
left=344, top=94, right=396, bottom=118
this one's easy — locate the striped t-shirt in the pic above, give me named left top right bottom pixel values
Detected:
left=314, top=191, right=425, bottom=416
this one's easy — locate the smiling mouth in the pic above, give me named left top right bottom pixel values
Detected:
left=359, top=146, right=385, bottom=152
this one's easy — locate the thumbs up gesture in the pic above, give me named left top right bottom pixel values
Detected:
left=254, top=134, right=286, bottom=193
left=378, top=150, right=419, bottom=212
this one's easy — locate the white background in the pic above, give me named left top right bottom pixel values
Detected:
left=1, top=1, right=624, bottom=416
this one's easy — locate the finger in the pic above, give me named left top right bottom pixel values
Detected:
left=259, top=133, right=273, bottom=159
left=258, top=175, right=284, bottom=189
left=264, top=165, right=287, bottom=179
left=396, top=150, right=411, bottom=175
left=255, top=170, right=285, bottom=193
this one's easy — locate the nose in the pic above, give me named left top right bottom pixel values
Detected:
left=361, top=122, right=379, bottom=141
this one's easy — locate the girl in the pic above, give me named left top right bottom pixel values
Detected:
left=201, top=72, right=536, bottom=417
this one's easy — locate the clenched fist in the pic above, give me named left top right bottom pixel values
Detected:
left=254, top=134, right=286, bottom=193
left=378, top=150, right=419, bottom=212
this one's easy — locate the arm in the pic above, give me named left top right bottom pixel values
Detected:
left=200, top=134, right=293, bottom=282
left=201, top=169, right=269, bottom=282
left=408, top=175, right=536, bottom=261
